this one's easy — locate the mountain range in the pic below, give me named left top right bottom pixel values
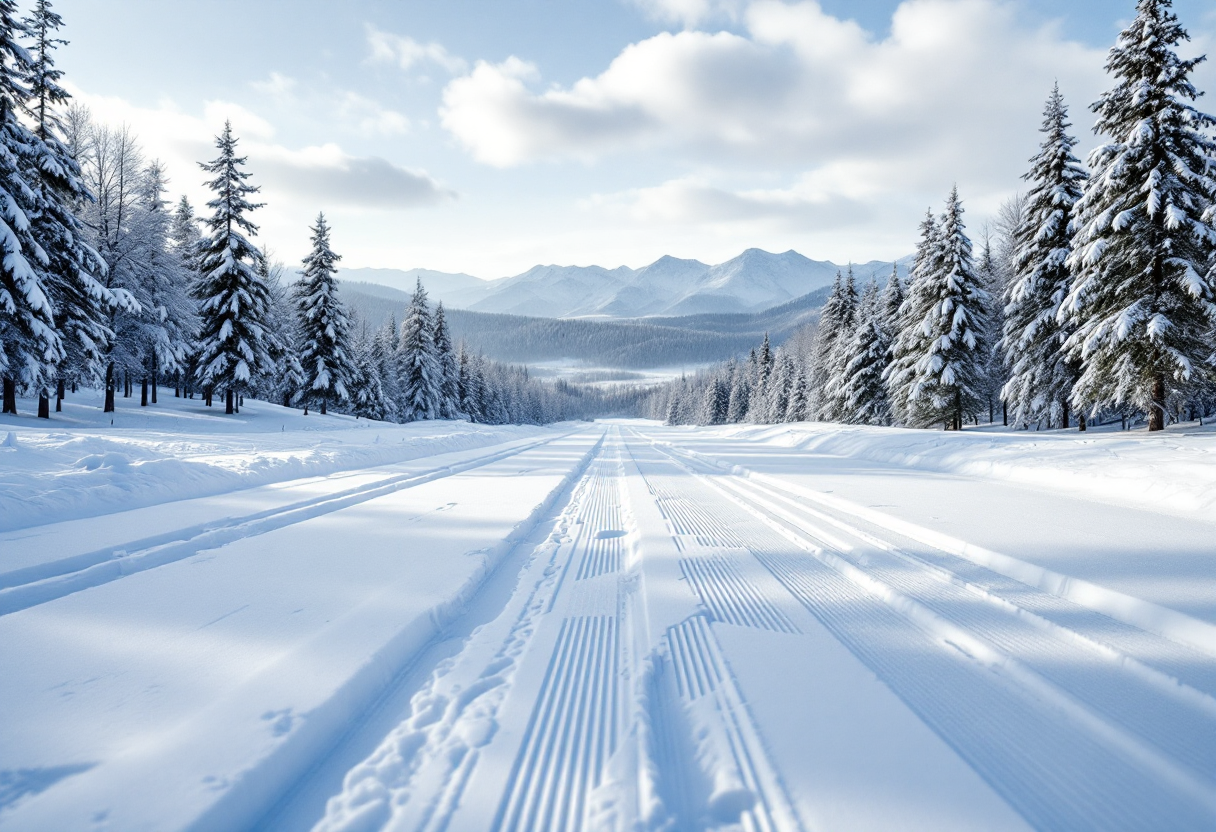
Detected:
left=338, top=248, right=910, bottom=319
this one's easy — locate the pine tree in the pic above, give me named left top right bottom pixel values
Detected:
left=295, top=213, right=352, bottom=416
left=880, top=263, right=903, bottom=332
left=192, top=122, right=272, bottom=414
left=887, top=189, right=989, bottom=429
left=432, top=301, right=458, bottom=418
left=809, top=271, right=853, bottom=420
left=726, top=361, right=750, bottom=423
left=1003, top=84, right=1088, bottom=430
left=0, top=1, right=60, bottom=414
left=22, top=0, right=115, bottom=417
left=838, top=282, right=892, bottom=425
left=822, top=266, right=860, bottom=421
left=1062, top=0, right=1216, bottom=431
left=398, top=278, right=440, bottom=421
left=784, top=364, right=807, bottom=422
left=350, top=337, right=392, bottom=421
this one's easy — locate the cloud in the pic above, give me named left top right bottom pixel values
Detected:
left=438, top=0, right=1110, bottom=204
left=256, top=144, right=452, bottom=209
left=630, top=0, right=745, bottom=27
left=249, top=73, right=411, bottom=137
left=366, top=26, right=467, bottom=74
left=66, top=84, right=449, bottom=212
left=589, top=176, right=869, bottom=228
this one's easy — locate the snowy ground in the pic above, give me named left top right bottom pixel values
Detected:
left=1, top=398, right=1214, bottom=831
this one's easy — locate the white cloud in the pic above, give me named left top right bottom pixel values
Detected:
left=249, top=73, right=411, bottom=137
left=630, top=0, right=744, bottom=27
left=366, top=26, right=467, bottom=74
left=588, top=175, right=868, bottom=228
left=67, top=85, right=450, bottom=214
left=439, top=0, right=1110, bottom=208
left=250, top=71, right=296, bottom=97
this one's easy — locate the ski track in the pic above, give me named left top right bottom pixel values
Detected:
left=493, top=615, right=621, bottom=832
left=638, top=430, right=1216, bottom=831
left=0, top=434, right=563, bottom=617
left=14, top=423, right=1215, bottom=832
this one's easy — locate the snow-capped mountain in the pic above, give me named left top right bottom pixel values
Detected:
left=339, top=249, right=908, bottom=319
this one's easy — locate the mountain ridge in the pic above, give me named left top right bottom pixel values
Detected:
left=338, top=248, right=911, bottom=319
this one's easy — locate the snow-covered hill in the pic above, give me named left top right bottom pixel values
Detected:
left=340, top=249, right=910, bottom=319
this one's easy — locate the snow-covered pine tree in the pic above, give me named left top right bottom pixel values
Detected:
left=167, top=195, right=203, bottom=397
left=881, top=263, right=903, bottom=331
left=295, top=213, right=353, bottom=416
left=129, top=162, right=194, bottom=407
left=432, top=301, right=458, bottom=418
left=0, top=0, right=61, bottom=414
left=398, top=278, right=440, bottom=421
left=350, top=335, right=392, bottom=421
left=838, top=281, right=891, bottom=425
left=764, top=353, right=793, bottom=422
left=887, top=189, right=989, bottom=429
left=193, top=122, right=272, bottom=414
left=22, top=0, right=117, bottom=417
left=726, top=360, right=750, bottom=423
left=808, top=271, right=851, bottom=420
left=1003, top=84, right=1088, bottom=430
left=822, top=266, right=860, bottom=421
left=784, top=364, right=807, bottom=422
left=1062, top=0, right=1216, bottom=431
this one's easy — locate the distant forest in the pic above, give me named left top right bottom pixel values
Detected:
left=339, top=282, right=830, bottom=369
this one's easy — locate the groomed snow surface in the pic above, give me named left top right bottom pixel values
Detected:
left=1, top=393, right=1214, bottom=832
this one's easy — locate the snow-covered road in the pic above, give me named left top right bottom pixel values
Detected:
left=2, top=417, right=1214, bottom=832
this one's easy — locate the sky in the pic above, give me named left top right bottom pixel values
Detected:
left=52, top=0, right=1216, bottom=279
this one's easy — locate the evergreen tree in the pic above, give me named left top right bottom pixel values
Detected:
left=887, top=189, right=989, bottom=429
left=784, top=364, right=807, bottom=422
left=432, top=301, right=458, bottom=418
left=1062, top=0, right=1216, bottom=431
left=398, top=278, right=440, bottom=421
left=22, top=0, right=115, bottom=417
left=1003, top=84, right=1088, bottom=430
left=809, top=271, right=852, bottom=420
left=726, top=361, right=750, bottom=423
left=880, top=263, right=903, bottom=332
left=838, top=283, right=892, bottom=425
left=350, top=337, right=392, bottom=421
left=822, top=266, right=860, bottom=421
left=295, top=212, right=353, bottom=415
left=192, top=122, right=272, bottom=414
left=0, top=1, right=60, bottom=414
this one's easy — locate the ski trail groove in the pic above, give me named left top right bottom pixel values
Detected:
left=0, top=434, right=563, bottom=617
left=679, top=554, right=800, bottom=634
left=493, top=615, right=621, bottom=832
left=640, top=434, right=1216, bottom=832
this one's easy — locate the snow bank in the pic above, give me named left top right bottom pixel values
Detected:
left=0, top=391, right=552, bottom=532
left=709, top=421, right=1216, bottom=521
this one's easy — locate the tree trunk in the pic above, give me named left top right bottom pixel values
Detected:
left=225, top=389, right=234, bottom=415
left=320, top=397, right=327, bottom=416
left=104, top=363, right=115, bottom=413
left=205, top=387, right=212, bottom=407
left=56, top=378, right=64, bottom=412
left=141, top=377, right=148, bottom=407
left=37, top=390, right=49, bottom=419
left=1002, top=400, right=1007, bottom=426
left=1148, top=374, right=1166, bottom=432
left=1079, top=410, right=1087, bottom=432
left=1062, top=400, right=1069, bottom=430
left=152, top=368, right=158, bottom=404
left=2, top=377, right=15, bottom=414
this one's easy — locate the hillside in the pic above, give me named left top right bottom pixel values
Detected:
left=338, top=282, right=830, bottom=369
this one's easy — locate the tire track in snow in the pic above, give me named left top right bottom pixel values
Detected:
left=0, top=434, right=566, bottom=617
left=493, top=615, right=621, bottom=832
left=640, top=434, right=1216, bottom=832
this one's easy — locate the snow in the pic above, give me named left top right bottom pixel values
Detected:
left=2, top=408, right=1214, bottom=832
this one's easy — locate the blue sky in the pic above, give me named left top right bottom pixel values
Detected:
left=54, top=0, right=1216, bottom=277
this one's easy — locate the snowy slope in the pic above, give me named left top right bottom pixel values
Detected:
left=3, top=414, right=1213, bottom=832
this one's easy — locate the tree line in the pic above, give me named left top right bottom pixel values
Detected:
left=0, top=0, right=643, bottom=425
left=652, top=0, right=1216, bottom=433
